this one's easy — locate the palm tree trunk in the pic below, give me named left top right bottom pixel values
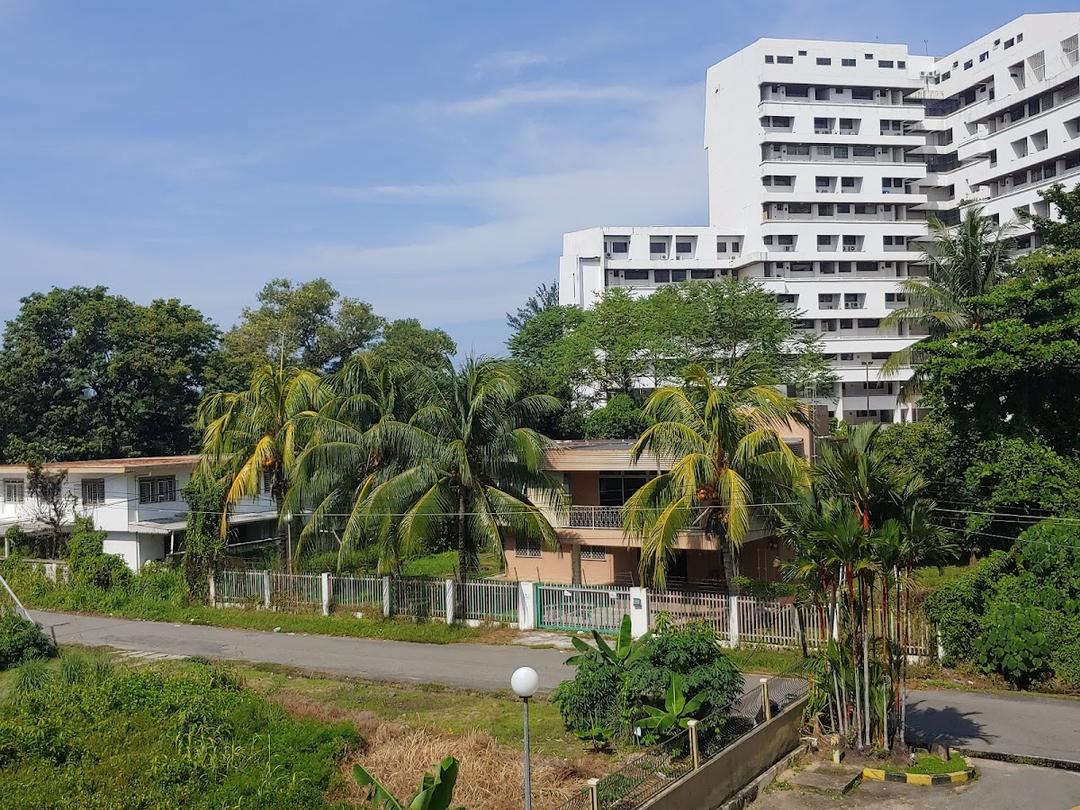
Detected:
left=456, top=488, right=467, bottom=618
left=721, top=542, right=740, bottom=594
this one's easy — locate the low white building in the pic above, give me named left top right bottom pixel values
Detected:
left=0, top=456, right=277, bottom=571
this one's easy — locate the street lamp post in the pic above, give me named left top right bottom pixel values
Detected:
left=511, top=666, right=539, bottom=810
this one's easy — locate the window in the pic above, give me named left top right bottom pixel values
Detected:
left=878, top=60, right=894, bottom=68
left=716, top=241, right=727, bottom=253
left=818, top=203, right=834, bottom=216
left=1004, top=38, right=1014, bottom=49
left=675, top=239, right=693, bottom=255
left=816, top=57, right=831, bottom=66
left=794, top=319, right=815, bottom=330
left=897, top=60, right=906, bottom=69
left=964, top=59, right=973, bottom=70
left=776, top=293, right=798, bottom=304
left=607, top=239, right=629, bottom=255
left=670, top=269, right=687, bottom=282
left=840, top=176, right=856, bottom=188
left=817, top=234, right=833, bottom=245
left=138, top=475, right=177, bottom=505
left=864, top=53, right=873, bottom=60
left=654, top=269, right=670, bottom=283
left=515, top=539, right=541, bottom=558
left=941, top=71, right=951, bottom=81
left=980, top=51, right=988, bottom=62
left=599, top=472, right=650, bottom=506
left=580, top=546, right=607, bottom=561
left=885, top=292, right=907, bottom=303
left=842, top=58, right=856, bottom=67
left=840, top=319, right=853, bottom=329
left=731, top=241, right=740, bottom=252
left=857, top=318, right=880, bottom=328
left=649, top=240, right=668, bottom=258
left=623, top=269, right=649, bottom=280
left=1016, top=33, right=1023, bottom=43
left=777, top=55, right=793, bottom=64
left=81, top=478, right=105, bottom=506
left=3, top=479, right=24, bottom=504
left=798, top=49, right=807, bottom=56
left=690, top=269, right=715, bottom=280
left=765, top=55, right=775, bottom=64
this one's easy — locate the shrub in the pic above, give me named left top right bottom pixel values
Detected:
left=583, top=394, right=648, bottom=439
left=925, top=551, right=1011, bottom=664
left=67, top=517, right=132, bottom=590
left=974, top=603, right=1052, bottom=688
left=553, top=618, right=742, bottom=741
left=0, top=613, right=55, bottom=670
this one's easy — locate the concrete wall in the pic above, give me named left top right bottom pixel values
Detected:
left=502, top=537, right=637, bottom=585
left=641, top=695, right=807, bottom=810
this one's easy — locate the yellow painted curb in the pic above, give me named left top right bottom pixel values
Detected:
left=908, top=773, right=933, bottom=786
left=862, top=768, right=886, bottom=781
left=859, top=765, right=975, bottom=787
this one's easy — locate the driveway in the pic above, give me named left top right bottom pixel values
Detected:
left=33, top=610, right=1080, bottom=765
left=752, top=759, right=1080, bottom=810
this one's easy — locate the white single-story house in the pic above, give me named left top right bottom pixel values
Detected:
left=0, top=455, right=277, bottom=570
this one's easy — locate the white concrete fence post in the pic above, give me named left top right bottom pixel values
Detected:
left=629, top=587, right=649, bottom=638
left=728, top=594, right=740, bottom=648
left=321, top=572, right=331, bottom=617
left=208, top=572, right=216, bottom=606
left=382, top=576, right=391, bottom=618
left=262, top=570, right=271, bottom=609
left=445, top=579, right=455, bottom=625
left=687, top=719, right=701, bottom=770
left=760, top=677, right=772, bottom=721
left=587, top=778, right=600, bottom=810
left=518, top=581, right=537, bottom=630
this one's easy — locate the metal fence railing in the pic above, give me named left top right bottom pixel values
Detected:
left=458, top=579, right=518, bottom=622
left=649, top=589, right=728, bottom=635
left=537, top=583, right=631, bottom=634
left=392, top=577, right=446, bottom=619
left=331, top=574, right=383, bottom=610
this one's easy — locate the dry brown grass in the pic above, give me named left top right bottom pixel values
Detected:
left=270, top=690, right=594, bottom=809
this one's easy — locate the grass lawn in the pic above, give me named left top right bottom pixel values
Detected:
left=726, top=645, right=807, bottom=676
left=885, top=752, right=968, bottom=775
left=401, top=550, right=503, bottom=579
left=913, top=564, right=971, bottom=591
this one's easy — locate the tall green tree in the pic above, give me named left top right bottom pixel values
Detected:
left=220, top=278, right=385, bottom=374
left=881, top=208, right=1013, bottom=382
left=506, top=280, right=559, bottom=333
left=282, top=353, right=418, bottom=571
left=196, top=364, right=325, bottom=559
left=374, top=318, right=457, bottom=369
left=0, top=286, right=218, bottom=461
left=623, top=360, right=809, bottom=588
left=365, top=358, right=563, bottom=589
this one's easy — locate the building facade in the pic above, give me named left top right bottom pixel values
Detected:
left=0, top=456, right=276, bottom=571
left=504, top=408, right=826, bottom=585
left=559, top=13, right=1080, bottom=424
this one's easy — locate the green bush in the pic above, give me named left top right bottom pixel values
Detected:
left=974, top=603, right=1052, bottom=688
left=553, top=619, right=742, bottom=741
left=0, top=656, right=359, bottom=808
left=0, top=613, right=55, bottom=670
left=925, top=551, right=1011, bottom=665
left=583, top=394, right=648, bottom=439
left=67, top=517, right=132, bottom=590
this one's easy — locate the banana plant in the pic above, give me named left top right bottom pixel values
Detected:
left=566, top=614, right=651, bottom=669
left=353, top=756, right=462, bottom=810
left=637, top=674, right=708, bottom=737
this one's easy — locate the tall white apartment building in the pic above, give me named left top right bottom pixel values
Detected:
left=559, top=13, right=1080, bottom=424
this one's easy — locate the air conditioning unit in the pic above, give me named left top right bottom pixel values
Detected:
left=843, top=245, right=858, bottom=252
left=605, top=252, right=612, bottom=258
left=844, top=301, right=861, bottom=309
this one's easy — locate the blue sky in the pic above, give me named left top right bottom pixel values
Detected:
left=0, top=0, right=1047, bottom=355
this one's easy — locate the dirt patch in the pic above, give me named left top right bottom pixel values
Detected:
left=270, top=690, right=596, bottom=809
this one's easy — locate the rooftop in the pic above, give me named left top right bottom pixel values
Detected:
left=0, top=455, right=201, bottom=475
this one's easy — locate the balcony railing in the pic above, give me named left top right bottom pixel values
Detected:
left=562, top=505, right=626, bottom=530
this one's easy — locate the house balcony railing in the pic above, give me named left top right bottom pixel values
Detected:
left=561, top=505, right=627, bottom=530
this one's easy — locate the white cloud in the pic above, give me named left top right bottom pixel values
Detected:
left=441, top=82, right=648, bottom=116
left=471, top=49, right=560, bottom=78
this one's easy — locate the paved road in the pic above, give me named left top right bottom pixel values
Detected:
left=33, top=611, right=1080, bottom=765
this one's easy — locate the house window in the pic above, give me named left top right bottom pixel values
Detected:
left=980, top=51, right=989, bottom=62
left=690, top=269, right=715, bottom=279
left=81, top=478, right=106, bottom=506
left=777, top=55, right=793, bottom=64
left=864, top=53, right=874, bottom=60
left=842, top=58, right=856, bottom=67
left=650, top=240, right=668, bottom=258
left=675, top=239, right=694, bottom=256
left=816, top=57, right=831, bottom=66
left=731, top=241, right=740, bottom=252
left=138, top=475, right=177, bottom=505
left=3, top=479, right=25, bottom=504
left=598, top=472, right=650, bottom=506
left=964, top=59, right=973, bottom=70
left=623, top=269, right=649, bottom=281
left=765, top=55, right=775, bottom=64
left=607, top=239, right=629, bottom=256
left=515, top=539, right=542, bottom=558
left=897, top=60, right=906, bottom=69
left=670, top=269, right=687, bottom=282
left=878, top=60, right=894, bottom=68
left=857, top=318, right=880, bottom=328
left=580, top=546, right=607, bottom=561
left=716, top=241, right=727, bottom=253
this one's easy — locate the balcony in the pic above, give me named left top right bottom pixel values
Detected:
left=560, top=505, right=626, bottom=530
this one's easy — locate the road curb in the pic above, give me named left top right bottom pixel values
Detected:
left=945, top=746, right=1080, bottom=773
left=862, top=766, right=975, bottom=786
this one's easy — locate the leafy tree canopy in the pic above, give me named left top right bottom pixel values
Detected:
left=0, top=286, right=218, bottom=462
left=373, top=318, right=457, bottom=369
left=220, top=277, right=385, bottom=375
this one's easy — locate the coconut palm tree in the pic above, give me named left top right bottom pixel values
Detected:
left=881, top=208, right=1013, bottom=384
left=814, top=423, right=897, bottom=530
left=196, top=364, right=325, bottom=562
left=364, top=358, right=564, bottom=592
left=281, top=353, right=418, bottom=571
left=622, top=359, right=810, bottom=590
